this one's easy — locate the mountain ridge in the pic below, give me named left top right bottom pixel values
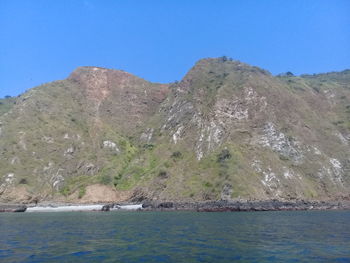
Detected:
left=1, top=57, right=350, bottom=203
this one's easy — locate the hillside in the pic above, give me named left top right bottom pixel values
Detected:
left=1, top=58, right=349, bottom=203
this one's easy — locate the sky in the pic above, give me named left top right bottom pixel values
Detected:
left=0, top=0, right=349, bottom=98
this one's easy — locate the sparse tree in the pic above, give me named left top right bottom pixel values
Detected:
left=220, top=56, right=228, bottom=62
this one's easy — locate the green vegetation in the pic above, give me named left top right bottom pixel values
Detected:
left=99, top=174, right=112, bottom=185
left=19, top=178, right=28, bottom=184
left=171, top=151, right=182, bottom=159
left=60, top=185, right=71, bottom=197
left=217, top=149, right=231, bottom=163
left=78, top=186, right=86, bottom=199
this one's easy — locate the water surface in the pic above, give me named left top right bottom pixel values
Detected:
left=1, top=210, right=349, bottom=262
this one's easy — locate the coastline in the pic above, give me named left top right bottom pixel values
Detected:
left=141, top=200, right=350, bottom=212
left=1, top=200, right=350, bottom=213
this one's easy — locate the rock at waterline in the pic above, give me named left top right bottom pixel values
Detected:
left=0, top=204, right=27, bottom=212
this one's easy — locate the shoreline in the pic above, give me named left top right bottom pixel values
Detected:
left=141, top=200, right=350, bottom=212
left=1, top=200, right=350, bottom=213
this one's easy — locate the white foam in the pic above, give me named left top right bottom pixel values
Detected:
left=26, top=205, right=104, bottom=212
left=110, top=204, right=143, bottom=211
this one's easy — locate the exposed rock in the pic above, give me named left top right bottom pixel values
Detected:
left=259, top=122, right=303, bottom=163
left=103, top=140, right=120, bottom=153
left=42, top=136, right=54, bottom=144
left=140, top=200, right=350, bottom=212
left=0, top=204, right=27, bottom=212
left=64, top=146, right=75, bottom=157
left=221, top=184, right=233, bottom=200
left=140, top=128, right=154, bottom=143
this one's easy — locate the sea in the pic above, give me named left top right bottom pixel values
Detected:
left=0, top=210, right=349, bottom=262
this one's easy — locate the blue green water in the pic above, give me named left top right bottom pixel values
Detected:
left=0, top=210, right=350, bottom=262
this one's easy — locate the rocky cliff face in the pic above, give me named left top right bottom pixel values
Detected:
left=1, top=58, right=349, bottom=203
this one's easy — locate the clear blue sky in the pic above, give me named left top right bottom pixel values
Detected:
left=1, top=0, right=349, bottom=98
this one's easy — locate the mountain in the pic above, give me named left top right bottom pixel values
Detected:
left=1, top=58, right=350, bottom=203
